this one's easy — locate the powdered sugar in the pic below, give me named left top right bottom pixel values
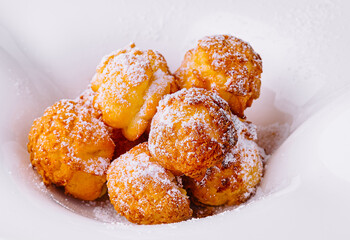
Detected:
left=84, top=157, right=110, bottom=176
left=96, top=43, right=165, bottom=88
left=92, top=43, right=176, bottom=141
left=108, top=151, right=178, bottom=196
left=149, top=88, right=237, bottom=179
left=105, top=51, right=147, bottom=86
left=198, top=35, right=262, bottom=96
left=28, top=95, right=113, bottom=177
left=256, top=122, right=290, bottom=155
left=153, top=88, right=236, bottom=145
left=107, top=143, right=192, bottom=223
left=91, top=199, right=131, bottom=224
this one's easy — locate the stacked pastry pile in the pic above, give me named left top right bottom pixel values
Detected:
left=28, top=35, right=264, bottom=224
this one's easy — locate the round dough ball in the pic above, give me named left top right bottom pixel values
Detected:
left=107, top=142, right=192, bottom=225
left=183, top=117, right=263, bottom=206
left=27, top=98, right=115, bottom=201
left=148, top=88, right=236, bottom=180
left=175, top=35, right=262, bottom=118
left=91, top=43, right=177, bottom=141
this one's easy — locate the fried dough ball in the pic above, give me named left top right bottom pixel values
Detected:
left=91, top=43, right=177, bottom=141
left=183, top=117, right=263, bottom=206
left=27, top=98, right=115, bottom=201
left=107, top=142, right=192, bottom=224
left=148, top=88, right=236, bottom=180
left=175, top=35, right=262, bottom=118
left=110, top=128, right=148, bottom=159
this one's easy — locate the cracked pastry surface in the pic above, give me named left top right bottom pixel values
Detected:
left=175, top=35, right=262, bottom=118
left=148, top=88, right=236, bottom=180
left=107, top=142, right=192, bottom=225
left=91, top=43, right=177, bottom=141
left=183, top=116, right=263, bottom=206
left=26, top=34, right=266, bottom=224
left=27, top=95, right=115, bottom=201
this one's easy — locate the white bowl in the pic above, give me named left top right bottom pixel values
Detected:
left=1, top=0, right=350, bottom=239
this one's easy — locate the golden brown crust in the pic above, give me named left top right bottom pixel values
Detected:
left=27, top=35, right=266, bottom=224
left=175, top=35, right=262, bottom=118
left=148, top=88, right=236, bottom=180
left=183, top=117, right=263, bottom=206
left=27, top=98, right=115, bottom=200
left=91, top=43, right=177, bottom=141
left=107, top=142, right=192, bottom=224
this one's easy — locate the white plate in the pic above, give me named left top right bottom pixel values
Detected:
left=1, top=0, right=350, bottom=239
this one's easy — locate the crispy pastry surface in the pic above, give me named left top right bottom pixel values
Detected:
left=175, top=35, right=262, bottom=118
left=149, top=88, right=236, bottom=180
left=107, top=143, right=192, bottom=224
left=183, top=117, right=263, bottom=206
left=28, top=93, right=115, bottom=201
